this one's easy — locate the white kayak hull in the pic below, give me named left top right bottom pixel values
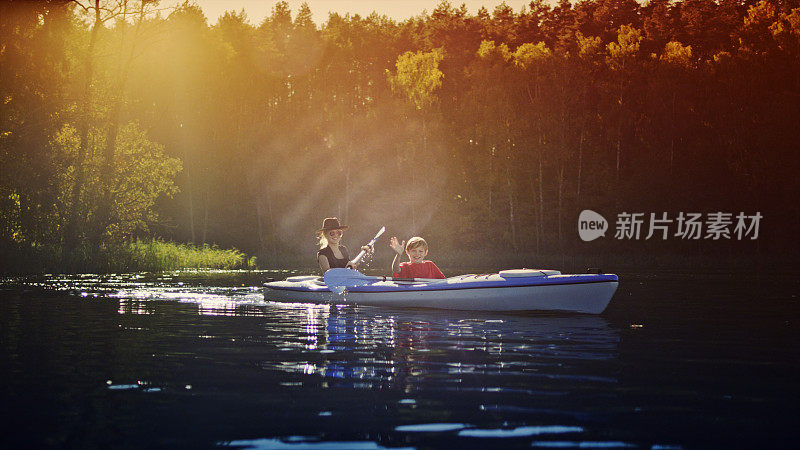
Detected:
left=263, top=271, right=618, bottom=314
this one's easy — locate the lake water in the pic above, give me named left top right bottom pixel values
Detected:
left=0, top=270, right=797, bottom=449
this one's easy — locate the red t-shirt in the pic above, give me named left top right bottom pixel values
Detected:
left=393, top=261, right=445, bottom=279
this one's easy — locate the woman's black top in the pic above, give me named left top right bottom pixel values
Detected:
left=317, top=245, right=350, bottom=269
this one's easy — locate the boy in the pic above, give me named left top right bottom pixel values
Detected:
left=389, top=236, right=445, bottom=279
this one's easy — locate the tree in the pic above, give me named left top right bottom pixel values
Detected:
left=387, top=48, right=445, bottom=111
left=0, top=1, right=72, bottom=248
left=92, top=0, right=163, bottom=249
left=63, top=0, right=123, bottom=256
left=387, top=48, right=445, bottom=231
left=606, top=24, right=643, bottom=180
left=53, top=122, right=182, bottom=245
left=657, top=41, right=693, bottom=174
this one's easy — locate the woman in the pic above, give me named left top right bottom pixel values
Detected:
left=316, top=217, right=371, bottom=273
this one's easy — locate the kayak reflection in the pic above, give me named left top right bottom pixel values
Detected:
left=265, top=304, right=620, bottom=392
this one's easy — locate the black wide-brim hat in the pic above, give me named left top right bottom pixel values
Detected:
left=316, top=217, right=349, bottom=234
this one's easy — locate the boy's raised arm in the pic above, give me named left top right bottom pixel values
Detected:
left=389, top=236, right=405, bottom=274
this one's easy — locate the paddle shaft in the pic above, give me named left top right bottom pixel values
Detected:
left=350, top=226, right=385, bottom=267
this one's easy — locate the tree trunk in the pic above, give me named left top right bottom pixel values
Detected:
left=670, top=89, right=676, bottom=173
left=557, top=165, right=564, bottom=245
left=256, top=200, right=265, bottom=256
left=267, top=193, right=277, bottom=257
left=616, top=83, right=624, bottom=183
left=577, top=126, right=584, bottom=200
left=183, top=124, right=196, bottom=243
left=201, top=186, right=208, bottom=245
left=615, top=127, right=621, bottom=183
left=488, top=142, right=493, bottom=213
left=344, top=112, right=355, bottom=224
left=91, top=102, right=121, bottom=247
left=538, top=153, right=544, bottom=250
left=529, top=169, right=539, bottom=252
left=63, top=0, right=102, bottom=259
left=506, top=165, right=516, bottom=251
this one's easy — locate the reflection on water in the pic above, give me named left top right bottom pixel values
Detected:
left=115, top=287, right=264, bottom=316
left=1, top=270, right=798, bottom=449
left=256, top=303, right=618, bottom=395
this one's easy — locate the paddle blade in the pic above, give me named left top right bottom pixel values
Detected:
left=324, top=268, right=371, bottom=294
left=371, top=226, right=386, bottom=243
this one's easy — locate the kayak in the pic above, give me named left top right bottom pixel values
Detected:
left=263, top=269, right=618, bottom=314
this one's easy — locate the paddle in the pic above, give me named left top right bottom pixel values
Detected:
left=324, top=268, right=374, bottom=292
left=324, top=267, right=441, bottom=294
left=349, top=226, right=386, bottom=268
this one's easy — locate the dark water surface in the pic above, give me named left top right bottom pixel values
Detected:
left=0, top=270, right=797, bottom=449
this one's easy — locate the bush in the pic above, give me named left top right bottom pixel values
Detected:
left=116, top=239, right=249, bottom=272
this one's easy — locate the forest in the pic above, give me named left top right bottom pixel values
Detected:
left=1, top=0, right=799, bottom=273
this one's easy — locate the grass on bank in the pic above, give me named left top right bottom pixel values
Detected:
left=0, top=239, right=257, bottom=274
left=117, top=239, right=256, bottom=272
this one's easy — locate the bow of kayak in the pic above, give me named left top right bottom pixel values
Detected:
left=263, top=269, right=619, bottom=314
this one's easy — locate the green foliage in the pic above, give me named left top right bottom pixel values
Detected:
left=513, top=42, right=551, bottom=69
left=770, top=7, right=800, bottom=53
left=52, top=122, right=182, bottom=242
left=478, top=40, right=512, bottom=61
left=0, top=191, right=23, bottom=243
left=607, top=24, right=643, bottom=69
left=660, top=41, right=693, bottom=66
left=387, top=48, right=445, bottom=110
left=741, top=1, right=781, bottom=53
left=576, top=32, right=603, bottom=60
